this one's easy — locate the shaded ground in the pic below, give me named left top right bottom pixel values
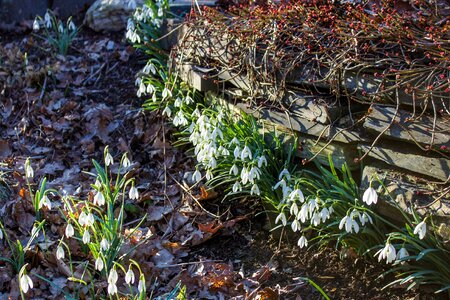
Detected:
left=0, top=26, right=430, bottom=299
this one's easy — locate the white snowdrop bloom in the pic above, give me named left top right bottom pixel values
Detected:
left=185, top=95, right=194, bottom=105
left=122, top=155, right=131, bottom=168
left=363, top=187, right=378, bottom=205
left=105, top=152, right=114, bottom=166
left=229, top=164, right=239, bottom=176
left=257, top=156, right=267, bottom=168
left=206, top=169, right=213, bottom=181
left=275, top=212, right=287, bottom=226
left=157, top=7, right=164, bottom=17
left=192, top=169, right=202, bottom=182
left=85, top=213, right=95, bottom=227
left=308, top=198, right=318, bottom=216
left=376, top=242, right=397, bottom=264
left=297, top=235, right=308, bottom=248
left=174, top=97, right=182, bottom=107
left=108, top=269, right=118, bottom=295
left=162, top=87, right=172, bottom=100
left=138, top=276, right=146, bottom=294
left=100, top=238, right=110, bottom=252
left=289, top=189, right=305, bottom=203
left=291, top=219, right=301, bottom=232
left=192, top=108, right=201, bottom=118
left=94, top=191, right=105, bottom=206
left=137, top=81, right=146, bottom=97
left=58, top=22, right=64, bottom=33
left=162, top=106, right=172, bottom=118
left=78, top=211, right=88, bottom=226
left=188, top=122, right=195, bottom=134
left=129, top=186, right=139, bottom=200
left=250, top=184, right=260, bottom=196
left=25, top=162, right=34, bottom=178
left=68, top=20, right=76, bottom=31
left=351, top=219, right=360, bottom=233
left=65, top=223, right=74, bottom=238
left=56, top=245, right=65, bottom=260
left=320, top=207, right=330, bottom=222
left=359, top=212, right=372, bottom=226
left=82, top=230, right=90, bottom=244
left=0, top=228, right=3, bottom=240
left=152, top=92, right=157, bottom=102
left=413, top=220, right=427, bottom=240
left=20, top=273, right=33, bottom=294
left=249, top=166, right=261, bottom=181
left=212, top=127, right=223, bottom=141
left=311, top=212, right=321, bottom=226
left=44, top=12, right=51, bottom=28
left=282, top=186, right=292, bottom=200
left=218, top=146, right=229, bottom=156
left=396, top=247, right=409, bottom=261
left=278, top=169, right=291, bottom=181
left=240, top=167, right=249, bottom=185
left=240, top=145, right=252, bottom=161
left=95, top=256, right=104, bottom=271
left=290, top=202, right=299, bottom=216
left=273, top=179, right=286, bottom=191
left=146, top=84, right=155, bottom=94
left=33, top=19, right=40, bottom=31
left=232, top=181, right=242, bottom=193
left=40, top=195, right=52, bottom=210
left=233, top=146, right=241, bottom=159
left=298, top=204, right=309, bottom=223
left=125, top=267, right=135, bottom=284
left=135, top=77, right=141, bottom=86
left=230, top=137, right=240, bottom=145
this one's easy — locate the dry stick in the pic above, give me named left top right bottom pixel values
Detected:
left=416, top=187, right=450, bottom=210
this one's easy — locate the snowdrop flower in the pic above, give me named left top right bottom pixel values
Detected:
left=289, top=189, right=305, bottom=203
left=291, top=219, right=301, bottom=232
left=82, top=230, right=90, bottom=244
left=85, top=213, right=95, bottom=227
left=376, top=241, right=396, bottom=264
left=78, top=211, right=88, bottom=226
left=105, top=151, right=114, bottom=166
left=122, top=155, right=131, bottom=168
left=25, top=160, right=34, bottom=178
left=129, top=185, right=139, bottom=200
left=290, top=202, right=299, bottom=216
left=231, top=137, right=240, bottom=145
left=162, top=106, right=172, bottom=118
left=19, top=273, right=33, bottom=294
left=257, top=156, right=267, bottom=168
left=146, top=83, right=155, bottom=94
left=359, top=212, right=373, bottom=226
left=233, top=146, right=241, bottom=159
left=311, top=212, right=321, bottom=226
left=250, top=184, right=260, bottom=195
left=212, top=127, right=223, bottom=141
left=297, top=235, right=308, bottom=248
left=192, top=169, right=202, bottom=182
left=320, top=207, right=330, bottom=222
left=232, top=181, right=242, bottom=193
left=100, top=238, right=110, bottom=252
left=339, top=215, right=359, bottom=233
left=248, top=167, right=261, bottom=182
left=138, top=275, right=146, bottom=294
left=33, top=19, right=40, bottom=31
left=125, top=267, right=135, bottom=284
left=206, top=169, right=213, bottom=181
left=275, top=212, right=287, bottom=226
left=65, top=223, right=74, bottom=238
left=40, top=195, right=51, bottom=210
left=185, top=95, right=194, bottom=105
left=396, top=247, right=409, bottom=261
left=44, top=12, right=51, bottom=28
left=273, top=179, right=286, bottom=191
left=229, top=164, right=239, bottom=176
left=278, top=169, right=291, bottom=181
left=174, top=97, right=182, bottom=107
left=162, top=87, right=172, bottom=100
left=95, top=256, right=104, bottom=271
left=58, top=22, right=64, bottom=33
left=363, top=187, right=378, bottom=205
left=298, top=204, right=309, bottom=223
left=108, top=268, right=118, bottom=295
left=56, top=245, right=64, bottom=260
left=0, top=228, right=3, bottom=240
left=173, top=111, right=188, bottom=127
left=68, top=20, right=76, bottom=31
left=241, top=145, right=252, bottom=160
left=94, top=191, right=105, bottom=206
left=157, top=7, right=164, bottom=17
left=240, top=167, right=249, bottom=185
left=413, top=220, right=427, bottom=240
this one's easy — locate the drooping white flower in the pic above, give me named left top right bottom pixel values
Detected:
left=229, top=164, right=239, bottom=176
left=240, top=167, right=249, bottom=185
left=162, top=87, right=172, bottom=100
left=359, top=212, right=373, bottom=226
left=290, top=202, right=299, bottom=216
left=297, top=236, right=308, bottom=248
left=230, top=137, right=240, bottom=145
left=291, top=219, right=301, bottom=232
left=376, top=242, right=397, bottom=264
left=0, top=228, right=3, bottom=240
left=56, top=245, right=64, bottom=260
left=68, top=21, right=76, bottom=31
left=273, top=179, right=286, bottom=191
left=65, top=223, right=74, bottom=238
left=25, top=160, right=34, bottom=178
left=232, top=181, right=242, bottom=193
left=85, top=213, right=95, bottom=227
left=44, top=12, right=51, bottom=28
left=240, top=145, right=252, bottom=161
left=108, top=268, right=118, bottom=295
left=311, top=212, right=321, bottom=226
left=138, top=276, right=146, bottom=294
left=275, top=212, right=287, bottom=226
left=413, top=220, right=427, bottom=240
left=362, top=187, right=378, bottom=205
left=298, top=204, right=309, bottom=223
left=105, top=152, right=114, bottom=166
left=40, top=195, right=52, bottom=210
left=19, top=273, right=33, bottom=294
left=129, top=186, right=139, bottom=200
left=396, top=247, right=409, bottom=261
left=257, top=156, right=267, bottom=168
left=192, top=169, right=202, bottom=182
left=95, top=256, right=104, bottom=271
left=78, top=211, right=88, bottom=226
left=58, top=22, right=64, bottom=33
left=94, top=191, right=105, bottom=206
left=125, top=267, right=135, bottom=284
left=206, top=169, right=213, bottom=181
left=233, top=146, right=241, bottom=159
left=250, top=184, right=260, bottom=196
left=184, top=95, right=194, bottom=105
left=33, top=19, right=40, bottom=31
left=100, top=238, right=110, bottom=252
left=174, top=97, right=182, bottom=108
left=122, top=155, right=131, bottom=168
left=289, top=189, right=305, bottom=203
left=248, top=167, right=261, bottom=183
left=162, top=106, right=172, bottom=118
left=278, top=169, right=291, bottom=181
left=82, top=230, right=90, bottom=244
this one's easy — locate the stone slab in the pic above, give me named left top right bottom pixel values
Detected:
left=178, top=64, right=218, bottom=92
left=359, top=144, right=450, bottom=182
left=364, top=105, right=450, bottom=151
